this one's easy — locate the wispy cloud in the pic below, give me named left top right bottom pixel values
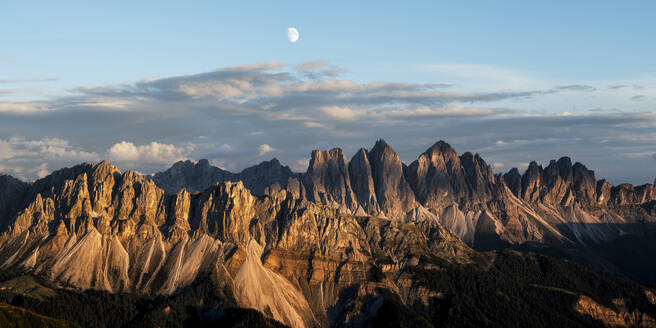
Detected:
left=552, top=84, right=596, bottom=92
left=420, top=63, right=540, bottom=89
left=0, top=78, right=60, bottom=84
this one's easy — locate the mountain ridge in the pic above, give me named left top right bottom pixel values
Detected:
left=1, top=139, right=656, bottom=327
left=151, top=139, right=656, bottom=249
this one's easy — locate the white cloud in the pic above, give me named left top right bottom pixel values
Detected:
left=216, top=144, right=234, bottom=152
left=368, top=105, right=508, bottom=120
left=292, top=158, right=310, bottom=172
left=0, top=137, right=99, bottom=162
left=493, top=163, right=505, bottom=168
left=258, top=144, right=275, bottom=156
left=0, top=101, right=52, bottom=113
left=226, top=61, right=286, bottom=72
left=303, top=121, right=324, bottom=128
left=107, top=141, right=140, bottom=162
left=0, top=137, right=100, bottom=180
left=321, top=106, right=358, bottom=121
left=35, top=163, right=48, bottom=178
left=107, top=141, right=188, bottom=165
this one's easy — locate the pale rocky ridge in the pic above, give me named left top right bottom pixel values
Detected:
left=0, top=160, right=475, bottom=327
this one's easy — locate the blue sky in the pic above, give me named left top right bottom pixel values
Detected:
left=1, top=1, right=655, bottom=184
left=3, top=1, right=655, bottom=92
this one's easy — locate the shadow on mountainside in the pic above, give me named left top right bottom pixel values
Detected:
left=474, top=222, right=656, bottom=286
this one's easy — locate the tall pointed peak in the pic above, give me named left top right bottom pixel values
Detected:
left=420, top=141, right=458, bottom=161
left=373, top=139, right=389, bottom=148
left=351, top=147, right=369, bottom=161
left=370, top=139, right=397, bottom=154
left=427, top=140, right=455, bottom=152
left=526, top=161, right=541, bottom=174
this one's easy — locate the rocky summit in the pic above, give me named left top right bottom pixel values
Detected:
left=0, top=140, right=655, bottom=327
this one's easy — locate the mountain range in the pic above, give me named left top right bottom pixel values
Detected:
left=0, top=139, right=655, bottom=327
left=153, top=140, right=656, bottom=249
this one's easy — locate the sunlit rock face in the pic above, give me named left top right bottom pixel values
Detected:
left=0, top=160, right=475, bottom=327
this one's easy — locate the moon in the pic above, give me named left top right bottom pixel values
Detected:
left=287, top=27, right=299, bottom=43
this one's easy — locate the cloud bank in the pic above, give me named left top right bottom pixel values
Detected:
left=0, top=61, right=654, bottom=184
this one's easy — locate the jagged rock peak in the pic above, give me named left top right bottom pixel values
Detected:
left=503, top=167, right=522, bottom=197
left=152, top=159, right=233, bottom=194
left=348, top=148, right=380, bottom=215
left=370, top=139, right=394, bottom=155
left=308, top=148, right=347, bottom=165
left=306, top=148, right=349, bottom=173
left=368, top=139, right=416, bottom=219
left=304, top=147, right=357, bottom=212
left=239, top=158, right=291, bottom=174
left=425, top=140, right=458, bottom=156
left=236, top=157, right=300, bottom=197
left=93, top=160, right=121, bottom=175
